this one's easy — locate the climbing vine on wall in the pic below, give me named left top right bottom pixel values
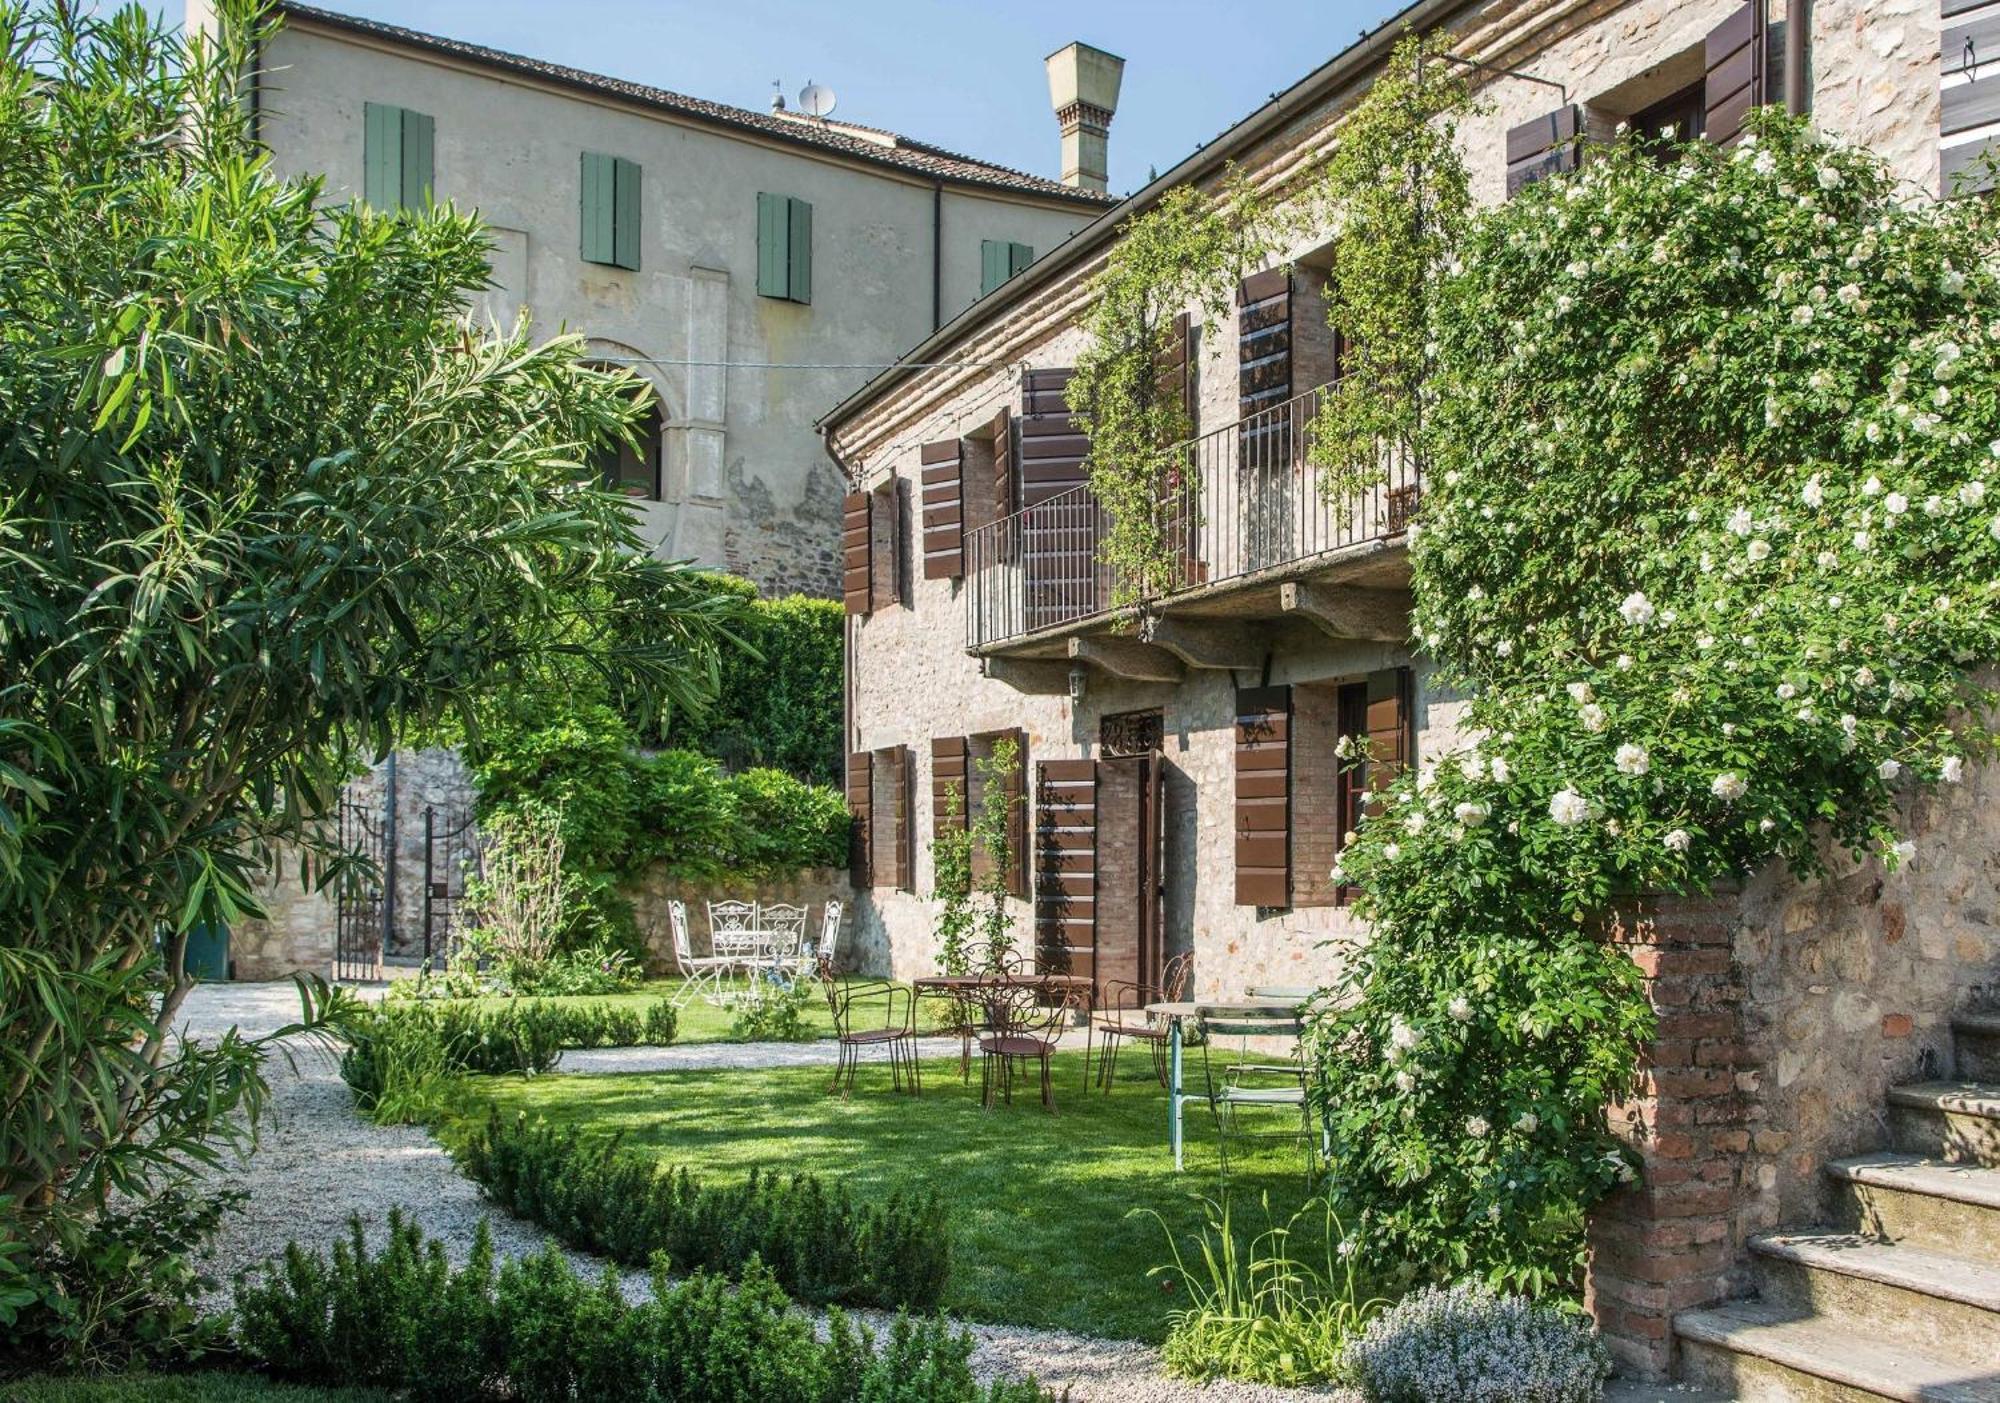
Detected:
left=1069, top=179, right=1274, bottom=608
left=1308, top=110, right=2000, bottom=1294
left=1307, top=33, right=1474, bottom=497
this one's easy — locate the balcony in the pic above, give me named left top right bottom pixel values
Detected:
left=964, top=381, right=1420, bottom=658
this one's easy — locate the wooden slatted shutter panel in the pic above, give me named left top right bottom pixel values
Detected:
left=1018, top=369, right=1094, bottom=631
left=1364, top=667, right=1414, bottom=815
left=611, top=157, right=641, bottom=271
left=841, top=489, right=871, bottom=615
left=1238, top=270, right=1292, bottom=422
left=1504, top=106, right=1583, bottom=195
left=363, top=102, right=401, bottom=210
left=757, top=192, right=789, bottom=298
left=787, top=197, right=813, bottom=304
left=1704, top=3, right=1765, bottom=147
left=892, top=745, right=915, bottom=892
left=581, top=152, right=616, bottom=264
left=920, top=440, right=965, bottom=579
left=1002, top=727, right=1029, bottom=898
left=400, top=109, right=434, bottom=208
left=931, top=737, right=969, bottom=842
left=1943, top=0, right=2000, bottom=192
left=1035, top=759, right=1096, bottom=981
left=1156, top=312, right=1205, bottom=587
left=990, top=405, right=1015, bottom=521
left=846, top=750, right=872, bottom=887
left=1234, top=685, right=1292, bottom=908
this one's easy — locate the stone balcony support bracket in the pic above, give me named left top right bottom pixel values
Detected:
left=1279, top=581, right=1413, bottom=642
left=1067, top=635, right=1184, bottom=683
left=1136, top=614, right=1265, bottom=670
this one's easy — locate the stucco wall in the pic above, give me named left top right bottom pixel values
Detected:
left=249, top=15, right=1103, bottom=598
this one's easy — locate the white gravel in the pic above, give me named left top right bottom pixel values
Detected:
left=179, top=981, right=1348, bottom=1402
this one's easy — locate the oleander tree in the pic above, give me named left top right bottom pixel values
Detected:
left=0, top=0, right=743, bottom=1363
left=1310, top=110, right=2000, bottom=1292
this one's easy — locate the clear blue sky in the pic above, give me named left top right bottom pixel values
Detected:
left=175, top=1, right=1415, bottom=196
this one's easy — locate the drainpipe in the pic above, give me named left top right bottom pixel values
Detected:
left=1784, top=0, right=1808, bottom=116
left=931, top=180, right=944, bottom=332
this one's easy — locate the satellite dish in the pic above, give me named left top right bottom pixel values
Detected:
left=798, top=81, right=837, bottom=118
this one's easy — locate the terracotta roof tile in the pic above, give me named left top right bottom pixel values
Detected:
left=275, top=3, right=1115, bottom=207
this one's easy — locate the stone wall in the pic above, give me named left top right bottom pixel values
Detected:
left=1586, top=744, right=2000, bottom=1377
left=626, top=865, right=853, bottom=974
left=232, top=850, right=339, bottom=982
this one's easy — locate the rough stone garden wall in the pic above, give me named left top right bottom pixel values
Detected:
left=629, top=865, right=853, bottom=974
left=1587, top=735, right=2000, bottom=1377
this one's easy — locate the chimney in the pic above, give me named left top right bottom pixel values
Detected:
left=1045, top=42, right=1124, bottom=194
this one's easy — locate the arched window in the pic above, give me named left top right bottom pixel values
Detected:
left=583, top=370, right=664, bottom=501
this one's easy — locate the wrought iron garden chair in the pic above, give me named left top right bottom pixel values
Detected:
left=1085, top=951, right=1194, bottom=1094
left=1195, top=1003, right=1318, bottom=1182
left=760, top=901, right=808, bottom=971
left=978, top=974, right=1078, bottom=1113
left=705, top=899, right=763, bottom=982
left=665, top=900, right=736, bottom=1006
left=779, top=899, right=841, bottom=981
left=823, top=977, right=919, bottom=1099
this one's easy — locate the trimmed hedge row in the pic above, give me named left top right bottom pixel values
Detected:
left=235, top=1212, right=1040, bottom=1403
left=458, top=1110, right=950, bottom=1313
left=340, top=998, right=678, bottom=1106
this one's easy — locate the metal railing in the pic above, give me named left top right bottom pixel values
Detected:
left=965, top=381, right=1421, bottom=650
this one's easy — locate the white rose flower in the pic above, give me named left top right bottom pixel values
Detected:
left=1620, top=591, right=1656, bottom=626
left=1567, top=681, right=1595, bottom=704
left=1549, top=788, right=1592, bottom=826
left=1448, top=996, right=1473, bottom=1023
left=1579, top=703, right=1608, bottom=733
left=1383, top=842, right=1400, bottom=861
left=1855, top=666, right=1877, bottom=688
left=1863, top=475, right=1883, bottom=496
left=1711, top=772, right=1748, bottom=802
left=1393, top=1070, right=1417, bottom=1094
left=1925, top=495, right=1946, bottom=517
left=1878, top=758, right=1902, bottom=781
left=1802, top=475, right=1825, bottom=507
left=1617, top=653, right=1634, bottom=670
left=1816, top=550, right=1837, bottom=568
left=1854, top=530, right=1872, bottom=551
left=1747, top=538, right=1772, bottom=562
left=1459, top=753, right=1487, bottom=783
left=1494, top=639, right=1515, bottom=657
left=1777, top=682, right=1797, bottom=700
left=1726, top=506, right=1754, bottom=537
left=1960, top=480, right=1987, bottom=508
left=1836, top=283, right=1861, bottom=306
left=1465, top=1116, right=1490, bottom=1139
left=1943, top=756, right=1965, bottom=783
left=1663, top=828, right=1693, bottom=852
left=1403, top=812, right=1427, bottom=835
left=1891, top=839, right=1917, bottom=868
left=1514, top=1111, right=1539, bottom=1134
left=1817, top=165, right=1842, bottom=189
left=1991, top=513, right=2000, bottom=542
left=1615, top=743, right=1649, bottom=776
left=1884, top=491, right=1909, bottom=516
left=1454, top=801, right=1489, bottom=827
left=1489, top=755, right=1512, bottom=783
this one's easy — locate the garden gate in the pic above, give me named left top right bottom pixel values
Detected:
left=333, top=799, right=387, bottom=982
left=421, top=803, right=481, bottom=968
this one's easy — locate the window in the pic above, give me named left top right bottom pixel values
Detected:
left=580, top=152, right=641, bottom=270
left=363, top=102, right=433, bottom=212
left=979, top=239, right=1033, bottom=296
left=1629, top=82, right=1706, bottom=158
left=584, top=379, right=663, bottom=500
left=756, top=192, right=813, bottom=303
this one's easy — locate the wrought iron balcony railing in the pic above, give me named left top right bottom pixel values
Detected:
left=964, top=380, right=1420, bottom=651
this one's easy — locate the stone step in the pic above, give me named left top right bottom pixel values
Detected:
left=1958, top=1013, right=2000, bottom=1084
left=1827, top=1154, right=2000, bottom=1267
left=1675, top=1301, right=2000, bottom=1401
left=1889, top=1083, right=2000, bottom=1167
left=1751, top=1231, right=2000, bottom=1360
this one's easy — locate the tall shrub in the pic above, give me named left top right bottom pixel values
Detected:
left=0, top=0, right=742, bottom=1367
left=662, top=583, right=844, bottom=784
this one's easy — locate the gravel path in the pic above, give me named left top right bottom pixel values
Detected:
left=179, top=982, right=1342, bottom=1402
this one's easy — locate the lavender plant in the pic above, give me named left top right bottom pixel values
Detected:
left=1342, top=1281, right=1609, bottom=1403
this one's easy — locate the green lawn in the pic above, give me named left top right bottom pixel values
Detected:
left=470, top=977, right=961, bottom=1045
left=446, top=1049, right=1314, bottom=1343
left=3, top=1374, right=390, bottom=1403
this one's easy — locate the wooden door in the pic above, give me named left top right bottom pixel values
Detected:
left=1092, top=752, right=1165, bottom=1004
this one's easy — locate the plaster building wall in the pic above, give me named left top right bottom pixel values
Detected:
left=246, top=9, right=1106, bottom=599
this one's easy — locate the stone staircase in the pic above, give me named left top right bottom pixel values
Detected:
left=1673, top=1011, right=2000, bottom=1401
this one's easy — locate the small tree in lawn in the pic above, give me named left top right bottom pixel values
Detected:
left=461, top=804, right=575, bottom=988
left=0, top=0, right=747, bottom=1369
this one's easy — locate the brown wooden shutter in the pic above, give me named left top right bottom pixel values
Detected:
left=931, top=736, right=969, bottom=838
left=1003, top=727, right=1029, bottom=898
left=1364, top=667, right=1414, bottom=813
left=1035, top=759, right=1096, bottom=981
left=1238, top=270, right=1292, bottom=422
left=842, top=490, right=871, bottom=615
left=1704, top=3, right=1765, bottom=147
left=920, top=440, right=965, bottom=580
left=892, top=744, right=915, bottom=892
left=1018, top=368, right=1087, bottom=505
left=846, top=750, right=872, bottom=886
left=991, top=405, right=1015, bottom=521
left=1943, top=0, right=2000, bottom=192
left=1234, top=685, right=1292, bottom=907
left=1505, top=105, right=1583, bottom=195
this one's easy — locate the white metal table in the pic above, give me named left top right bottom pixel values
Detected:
left=1146, top=993, right=1306, bottom=1170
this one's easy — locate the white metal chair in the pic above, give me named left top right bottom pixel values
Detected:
left=706, top=899, right=763, bottom=973
left=781, top=900, right=842, bottom=980
left=761, top=902, right=808, bottom=968
left=666, top=900, right=735, bottom=1006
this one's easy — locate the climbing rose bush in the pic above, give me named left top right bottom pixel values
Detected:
left=1311, top=112, right=2000, bottom=1293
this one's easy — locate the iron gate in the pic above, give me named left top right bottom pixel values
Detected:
left=422, top=804, right=481, bottom=968
left=333, top=799, right=387, bottom=982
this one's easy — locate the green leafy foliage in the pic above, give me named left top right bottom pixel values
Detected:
left=235, top=1213, right=1039, bottom=1403
left=457, top=1110, right=951, bottom=1311
left=661, top=582, right=846, bottom=784
left=1069, top=181, right=1276, bottom=606
left=727, top=976, right=816, bottom=1041
left=0, top=0, right=740, bottom=1360
left=1312, top=112, right=2000, bottom=1292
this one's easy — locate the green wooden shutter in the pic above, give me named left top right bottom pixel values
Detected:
left=612, top=157, right=641, bottom=271
left=363, top=102, right=400, bottom=208
left=757, top=191, right=789, bottom=298
left=1009, top=241, right=1033, bottom=276
left=980, top=240, right=1009, bottom=296
left=786, top=196, right=812, bottom=304
left=400, top=109, right=433, bottom=208
left=580, top=152, right=614, bottom=264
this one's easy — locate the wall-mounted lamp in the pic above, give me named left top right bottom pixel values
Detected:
left=1068, top=664, right=1088, bottom=701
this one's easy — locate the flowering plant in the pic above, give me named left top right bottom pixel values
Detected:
left=1311, top=111, right=2000, bottom=1293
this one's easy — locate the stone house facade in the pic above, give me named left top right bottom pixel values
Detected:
left=824, top=0, right=2000, bottom=1388
left=200, top=0, right=1113, bottom=598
